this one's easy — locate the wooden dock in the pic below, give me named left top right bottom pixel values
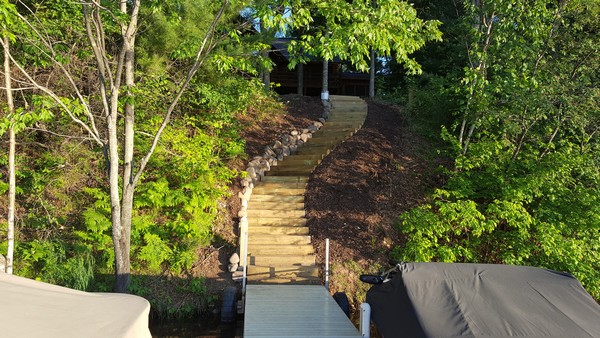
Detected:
left=244, top=285, right=362, bottom=338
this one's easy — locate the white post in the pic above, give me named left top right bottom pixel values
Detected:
left=360, top=303, right=371, bottom=338
left=242, top=227, right=249, bottom=295
left=325, top=238, right=330, bottom=291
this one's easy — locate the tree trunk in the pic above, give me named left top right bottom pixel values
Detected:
left=297, top=63, right=304, bottom=96
left=369, top=0, right=377, bottom=98
left=6, top=130, right=15, bottom=275
left=261, top=48, right=270, bottom=89
left=462, top=123, right=476, bottom=155
left=3, top=34, right=15, bottom=274
left=369, top=48, right=375, bottom=97
left=262, top=67, right=270, bottom=90
left=112, top=0, right=139, bottom=293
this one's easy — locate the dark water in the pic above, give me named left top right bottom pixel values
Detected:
left=150, top=318, right=243, bottom=338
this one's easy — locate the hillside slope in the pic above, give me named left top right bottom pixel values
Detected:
left=196, top=94, right=442, bottom=316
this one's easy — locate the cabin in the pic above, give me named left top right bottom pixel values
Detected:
left=269, top=38, right=370, bottom=97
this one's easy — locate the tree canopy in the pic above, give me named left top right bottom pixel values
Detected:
left=389, top=0, right=600, bottom=300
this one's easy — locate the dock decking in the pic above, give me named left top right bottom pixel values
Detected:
left=244, top=285, right=362, bottom=338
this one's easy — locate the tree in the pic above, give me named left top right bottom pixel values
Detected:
left=3, top=0, right=231, bottom=292
left=2, top=18, right=15, bottom=275
left=253, top=0, right=442, bottom=95
left=393, top=0, right=600, bottom=300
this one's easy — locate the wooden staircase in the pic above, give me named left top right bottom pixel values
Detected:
left=245, top=96, right=367, bottom=284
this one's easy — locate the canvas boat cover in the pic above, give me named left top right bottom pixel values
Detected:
left=366, top=262, right=600, bottom=338
left=0, top=273, right=151, bottom=338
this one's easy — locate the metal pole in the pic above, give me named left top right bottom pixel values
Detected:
left=325, top=238, right=330, bottom=291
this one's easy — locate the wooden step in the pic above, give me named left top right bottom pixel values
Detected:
left=331, top=106, right=367, bottom=112
left=269, top=161, right=318, bottom=169
left=251, top=186, right=304, bottom=195
left=294, top=146, right=332, bottom=156
left=267, top=167, right=316, bottom=174
left=248, top=244, right=314, bottom=256
left=248, top=226, right=309, bottom=235
left=302, top=137, right=342, bottom=145
left=249, top=195, right=304, bottom=203
left=246, top=209, right=306, bottom=218
left=281, top=154, right=325, bottom=161
left=309, top=134, right=353, bottom=142
left=248, top=254, right=315, bottom=266
left=266, top=168, right=316, bottom=176
left=312, top=128, right=358, bottom=136
left=248, top=234, right=311, bottom=245
left=255, top=182, right=308, bottom=189
left=269, top=164, right=317, bottom=171
left=326, top=118, right=365, bottom=125
left=247, top=201, right=304, bottom=210
left=247, top=217, right=307, bottom=227
left=259, top=176, right=309, bottom=183
left=330, top=102, right=366, bottom=107
left=328, top=111, right=367, bottom=117
left=246, top=265, right=319, bottom=283
left=330, top=95, right=363, bottom=100
left=320, top=122, right=362, bottom=129
left=271, top=158, right=320, bottom=166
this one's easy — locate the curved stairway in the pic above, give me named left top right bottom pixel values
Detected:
left=245, top=95, right=368, bottom=284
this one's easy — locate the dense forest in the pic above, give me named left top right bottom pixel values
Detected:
left=1, top=0, right=598, bottom=320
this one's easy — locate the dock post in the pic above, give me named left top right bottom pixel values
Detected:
left=360, top=303, right=371, bottom=338
left=242, top=226, right=248, bottom=295
left=325, top=238, right=330, bottom=291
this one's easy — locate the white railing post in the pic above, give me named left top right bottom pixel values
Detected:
left=360, top=303, right=371, bottom=338
left=240, top=216, right=249, bottom=294
left=325, top=238, right=330, bottom=291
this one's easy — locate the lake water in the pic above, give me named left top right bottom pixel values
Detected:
left=150, top=318, right=243, bottom=338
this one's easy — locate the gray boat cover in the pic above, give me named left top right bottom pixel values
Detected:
left=0, top=273, right=151, bottom=338
left=366, top=262, right=600, bottom=338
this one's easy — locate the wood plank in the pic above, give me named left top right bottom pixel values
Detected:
left=249, top=195, right=304, bottom=203
left=279, top=154, right=325, bottom=161
left=246, top=209, right=306, bottom=218
left=248, top=244, right=314, bottom=256
left=259, top=176, right=309, bottom=183
left=248, top=234, right=311, bottom=245
left=247, top=201, right=304, bottom=210
left=248, top=254, right=315, bottom=266
left=266, top=169, right=316, bottom=176
left=247, top=217, right=307, bottom=227
left=251, top=187, right=305, bottom=195
left=248, top=226, right=309, bottom=235
left=269, top=158, right=320, bottom=166
left=294, top=146, right=332, bottom=156
left=255, top=182, right=308, bottom=189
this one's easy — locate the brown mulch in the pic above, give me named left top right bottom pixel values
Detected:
left=197, top=94, right=441, bottom=316
left=306, top=99, right=442, bottom=313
